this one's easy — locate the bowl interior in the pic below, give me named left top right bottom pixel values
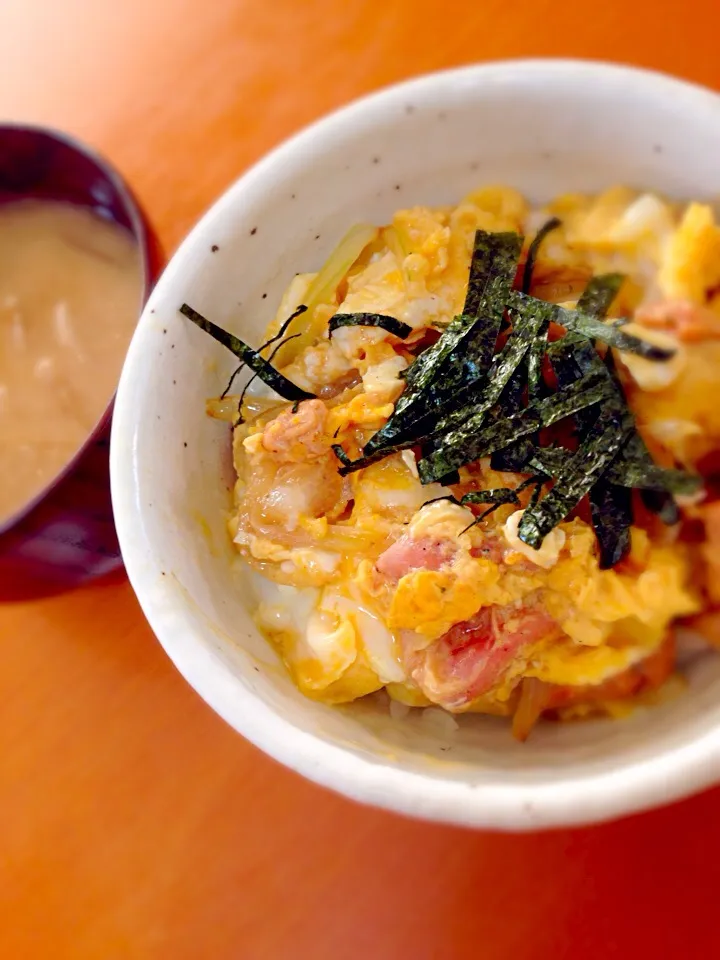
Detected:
left=112, top=61, right=720, bottom=827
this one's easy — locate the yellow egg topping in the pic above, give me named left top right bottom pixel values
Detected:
left=215, top=185, right=720, bottom=737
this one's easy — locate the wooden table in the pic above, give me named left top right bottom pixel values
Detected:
left=2, top=2, right=720, bottom=957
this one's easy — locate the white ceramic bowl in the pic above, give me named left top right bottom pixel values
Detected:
left=111, top=59, right=720, bottom=829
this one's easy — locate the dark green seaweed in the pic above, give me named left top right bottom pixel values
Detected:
left=401, top=232, right=519, bottom=391
left=429, top=298, right=555, bottom=444
left=518, top=406, right=632, bottom=548
left=460, top=488, right=521, bottom=507
left=418, top=371, right=615, bottom=483
left=493, top=276, right=622, bottom=473
left=329, top=312, right=412, bottom=339
left=234, top=333, right=302, bottom=424
left=590, top=479, right=633, bottom=569
left=180, top=303, right=315, bottom=402
left=322, top=226, right=696, bottom=563
left=463, top=229, right=523, bottom=318
left=576, top=273, right=624, bottom=318
left=511, top=292, right=675, bottom=360
left=549, top=278, right=634, bottom=563
left=459, top=475, right=546, bottom=533
left=331, top=444, right=354, bottom=467
left=526, top=326, right=549, bottom=400
left=221, top=303, right=308, bottom=399
left=530, top=445, right=700, bottom=495
left=641, top=489, right=681, bottom=525
left=490, top=370, right=534, bottom=471
left=612, top=460, right=700, bottom=494
left=521, top=217, right=562, bottom=294
left=363, top=231, right=523, bottom=455
left=459, top=487, right=520, bottom=534
left=262, top=303, right=309, bottom=352
left=335, top=447, right=398, bottom=477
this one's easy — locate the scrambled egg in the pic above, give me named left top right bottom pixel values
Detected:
left=225, top=185, right=720, bottom=725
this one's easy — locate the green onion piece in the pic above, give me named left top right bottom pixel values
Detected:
left=329, top=313, right=412, bottom=339
left=179, top=303, right=315, bottom=402
left=521, top=217, right=562, bottom=294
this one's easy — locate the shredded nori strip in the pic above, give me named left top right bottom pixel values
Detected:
left=331, top=444, right=353, bottom=467
left=418, top=371, right=614, bottom=483
left=329, top=312, right=412, bottom=339
left=600, top=349, right=691, bottom=525
left=517, top=294, right=675, bottom=360
left=317, top=225, right=698, bottom=563
left=401, top=231, right=519, bottom=391
left=458, top=476, right=545, bottom=533
left=490, top=372, right=533, bottom=472
left=334, top=446, right=403, bottom=476
left=429, top=298, right=555, bottom=443
left=459, top=487, right=520, bottom=534
left=221, top=304, right=308, bottom=398
left=436, top=470, right=461, bottom=486
left=526, top=327, right=549, bottom=400
left=492, top=274, right=624, bottom=473
left=549, top=276, right=635, bottom=564
left=363, top=232, right=523, bottom=455
left=576, top=273, right=625, bottom=318
left=462, top=230, right=521, bottom=319
left=590, top=479, right=633, bottom=569
left=460, top=488, right=521, bottom=507
left=221, top=364, right=244, bottom=401
left=530, top=445, right=700, bottom=495
left=641, top=489, right=681, bottom=525
left=521, top=217, right=562, bottom=294
left=518, top=406, right=632, bottom=548
left=615, top=457, right=700, bottom=494
left=180, top=303, right=315, bottom=402
left=234, top=333, right=302, bottom=424
left=262, top=304, right=309, bottom=352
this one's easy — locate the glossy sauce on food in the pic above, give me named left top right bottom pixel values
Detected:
left=0, top=200, right=142, bottom=523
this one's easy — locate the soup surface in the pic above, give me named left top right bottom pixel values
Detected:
left=0, top=200, right=142, bottom=523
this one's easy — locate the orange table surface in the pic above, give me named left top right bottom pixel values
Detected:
left=3, top=2, right=720, bottom=957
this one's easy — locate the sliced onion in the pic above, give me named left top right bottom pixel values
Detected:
left=274, top=223, right=379, bottom=365
left=512, top=678, right=553, bottom=742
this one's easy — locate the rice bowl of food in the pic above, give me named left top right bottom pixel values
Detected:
left=111, top=59, right=720, bottom=828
